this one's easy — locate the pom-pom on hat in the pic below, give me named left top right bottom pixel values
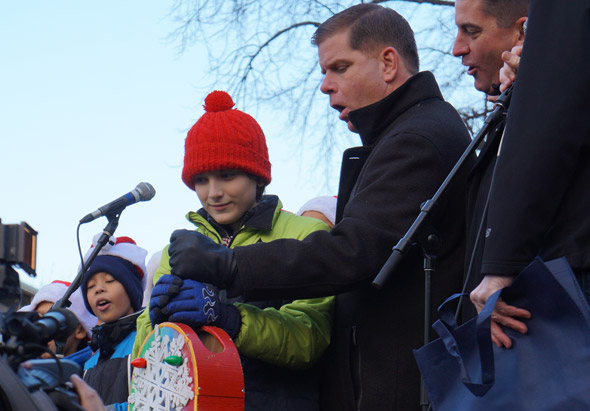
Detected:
left=181, top=90, right=272, bottom=190
left=19, top=280, right=98, bottom=338
left=81, top=235, right=147, bottom=314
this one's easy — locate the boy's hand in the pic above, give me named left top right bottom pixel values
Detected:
left=161, top=278, right=241, bottom=338
left=169, top=229, right=238, bottom=290
left=149, top=275, right=183, bottom=326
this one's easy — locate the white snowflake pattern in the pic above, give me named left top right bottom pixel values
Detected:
left=128, top=324, right=195, bottom=411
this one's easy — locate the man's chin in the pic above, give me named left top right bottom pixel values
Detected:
left=346, top=120, right=358, bottom=133
left=474, top=78, right=496, bottom=95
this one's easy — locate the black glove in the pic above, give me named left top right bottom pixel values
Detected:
left=168, top=229, right=238, bottom=290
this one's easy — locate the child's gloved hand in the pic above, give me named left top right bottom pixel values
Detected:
left=160, top=278, right=242, bottom=339
left=149, top=275, right=183, bottom=326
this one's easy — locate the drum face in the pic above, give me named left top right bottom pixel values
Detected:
left=129, top=323, right=244, bottom=411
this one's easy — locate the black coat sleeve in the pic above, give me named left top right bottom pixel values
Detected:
left=235, top=124, right=463, bottom=301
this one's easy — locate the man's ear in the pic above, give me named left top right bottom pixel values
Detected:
left=381, top=46, right=400, bottom=83
left=516, top=17, right=527, bottom=45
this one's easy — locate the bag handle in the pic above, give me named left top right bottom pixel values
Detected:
left=436, top=292, right=466, bottom=329
left=432, top=290, right=502, bottom=396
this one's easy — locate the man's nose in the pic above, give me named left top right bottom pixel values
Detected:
left=452, top=34, right=468, bottom=57
left=320, top=74, right=335, bottom=95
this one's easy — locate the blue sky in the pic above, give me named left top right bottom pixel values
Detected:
left=1, top=1, right=345, bottom=289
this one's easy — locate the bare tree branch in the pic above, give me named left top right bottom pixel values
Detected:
left=394, top=0, right=454, bottom=6
left=240, top=21, right=320, bottom=84
left=372, top=0, right=454, bottom=5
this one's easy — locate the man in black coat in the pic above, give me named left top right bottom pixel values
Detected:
left=452, top=0, right=528, bottom=320
left=166, top=4, right=470, bottom=409
left=470, top=0, right=590, bottom=348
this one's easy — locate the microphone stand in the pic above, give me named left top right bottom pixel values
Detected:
left=52, top=213, right=121, bottom=355
left=371, top=86, right=513, bottom=411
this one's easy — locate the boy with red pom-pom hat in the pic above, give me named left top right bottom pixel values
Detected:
left=134, top=90, right=334, bottom=410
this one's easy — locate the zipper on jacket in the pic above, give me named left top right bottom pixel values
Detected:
left=194, top=217, right=251, bottom=248
left=227, top=226, right=249, bottom=247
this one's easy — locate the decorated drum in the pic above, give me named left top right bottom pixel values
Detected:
left=129, top=323, right=244, bottom=410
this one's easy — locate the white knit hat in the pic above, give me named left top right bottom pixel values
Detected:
left=296, top=195, right=338, bottom=227
left=83, top=233, right=148, bottom=289
left=81, top=233, right=148, bottom=312
left=19, top=280, right=98, bottom=337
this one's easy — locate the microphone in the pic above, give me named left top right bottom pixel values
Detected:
left=80, top=182, right=156, bottom=224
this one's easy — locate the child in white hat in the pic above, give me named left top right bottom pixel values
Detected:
left=297, top=195, right=338, bottom=228
left=19, top=280, right=97, bottom=365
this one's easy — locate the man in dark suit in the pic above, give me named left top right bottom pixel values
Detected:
left=471, top=0, right=590, bottom=348
left=452, top=0, right=529, bottom=321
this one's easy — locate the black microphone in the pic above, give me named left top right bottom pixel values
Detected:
left=80, top=182, right=156, bottom=224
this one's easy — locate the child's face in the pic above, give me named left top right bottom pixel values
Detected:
left=35, top=301, right=54, bottom=316
left=86, top=272, right=134, bottom=324
left=34, top=301, right=84, bottom=357
left=194, top=170, right=260, bottom=232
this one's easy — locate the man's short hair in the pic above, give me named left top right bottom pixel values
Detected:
left=482, top=0, right=529, bottom=28
left=311, top=4, right=419, bottom=74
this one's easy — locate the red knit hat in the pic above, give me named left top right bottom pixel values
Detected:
left=182, top=90, right=272, bottom=190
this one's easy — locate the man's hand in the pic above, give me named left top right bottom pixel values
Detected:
left=499, top=45, right=522, bottom=93
left=487, top=45, right=522, bottom=102
left=168, top=229, right=238, bottom=289
left=70, top=374, right=106, bottom=411
left=157, top=278, right=241, bottom=338
left=470, top=275, right=531, bottom=348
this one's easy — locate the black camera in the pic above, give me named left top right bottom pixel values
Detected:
left=0, top=220, right=37, bottom=275
left=0, top=220, right=83, bottom=411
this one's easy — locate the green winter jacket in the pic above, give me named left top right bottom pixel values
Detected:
left=133, top=196, right=334, bottom=370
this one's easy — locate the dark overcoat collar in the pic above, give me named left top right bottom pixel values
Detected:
left=349, top=71, right=443, bottom=147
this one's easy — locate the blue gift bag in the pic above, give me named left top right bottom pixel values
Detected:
left=414, top=257, right=590, bottom=410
